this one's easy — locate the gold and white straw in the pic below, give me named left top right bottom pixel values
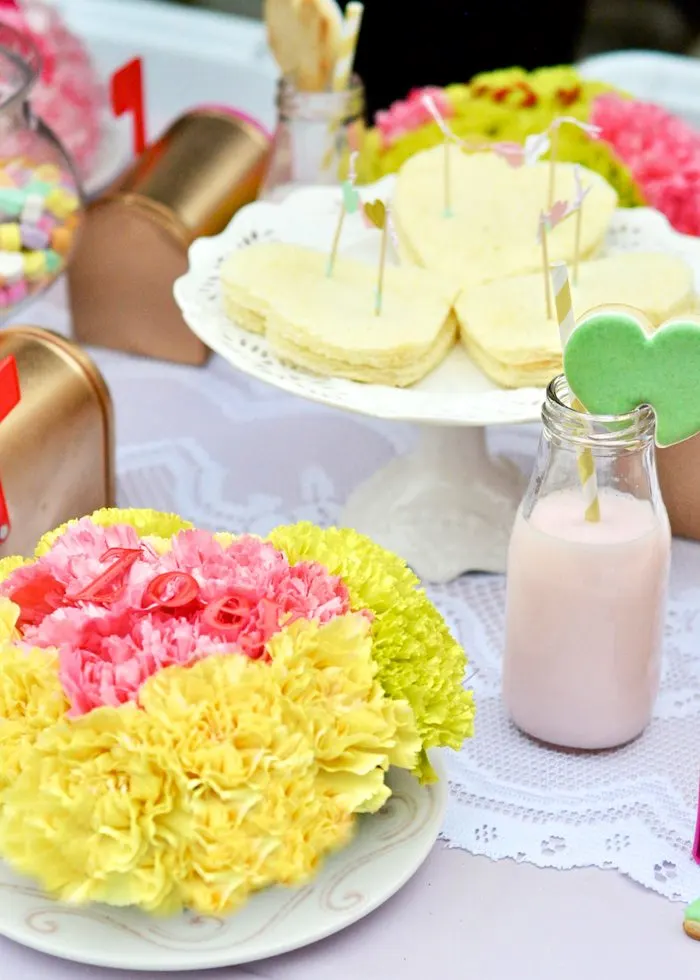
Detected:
left=332, top=1, right=364, bottom=92
left=551, top=262, right=600, bottom=523
left=322, top=2, right=364, bottom=173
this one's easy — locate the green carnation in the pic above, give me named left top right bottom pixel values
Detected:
left=356, top=65, right=644, bottom=208
left=269, top=523, right=475, bottom=782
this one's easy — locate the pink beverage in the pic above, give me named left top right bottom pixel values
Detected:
left=503, top=489, right=671, bottom=749
left=503, top=375, right=671, bottom=750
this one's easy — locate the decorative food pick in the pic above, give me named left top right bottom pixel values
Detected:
left=0, top=354, right=20, bottom=542
left=489, top=131, right=550, bottom=169
left=564, top=307, right=700, bottom=447
left=546, top=116, right=601, bottom=209
left=421, top=93, right=457, bottom=217
left=538, top=212, right=553, bottom=319
left=551, top=262, right=600, bottom=522
left=571, top=165, right=591, bottom=283
left=327, top=150, right=360, bottom=276
left=536, top=169, right=590, bottom=318
left=110, top=58, right=147, bottom=156
left=362, top=198, right=388, bottom=314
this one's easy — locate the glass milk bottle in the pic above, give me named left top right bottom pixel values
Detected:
left=259, top=75, right=365, bottom=202
left=503, top=375, right=671, bottom=750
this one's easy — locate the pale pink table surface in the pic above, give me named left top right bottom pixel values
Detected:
left=0, top=848, right=696, bottom=979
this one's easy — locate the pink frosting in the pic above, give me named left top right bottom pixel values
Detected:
left=591, top=93, right=700, bottom=236
left=0, top=1, right=106, bottom=177
left=3, top=520, right=354, bottom=716
left=376, top=86, right=453, bottom=148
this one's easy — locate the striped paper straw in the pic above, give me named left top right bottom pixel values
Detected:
left=332, top=2, right=364, bottom=92
left=322, top=2, right=364, bottom=173
left=551, top=262, right=600, bottom=523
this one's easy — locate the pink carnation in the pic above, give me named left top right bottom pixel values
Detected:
left=25, top=604, right=230, bottom=717
left=591, top=93, right=700, bottom=236
left=376, top=86, right=452, bottom=148
left=4, top=521, right=355, bottom=716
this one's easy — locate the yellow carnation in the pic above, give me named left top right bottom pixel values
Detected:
left=140, top=646, right=362, bottom=913
left=267, top=615, right=421, bottom=811
left=0, top=642, right=67, bottom=793
left=0, top=705, right=191, bottom=914
left=0, top=598, right=20, bottom=641
left=0, top=554, right=30, bottom=584
left=269, top=523, right=475, bottom=781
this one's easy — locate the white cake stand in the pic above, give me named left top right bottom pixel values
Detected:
left=174, top=182, right=700, bottom=582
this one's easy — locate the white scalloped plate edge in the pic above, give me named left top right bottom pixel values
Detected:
left=0, top=756, right=447, bottom=971
left=174, top=179, right=700, bottom=426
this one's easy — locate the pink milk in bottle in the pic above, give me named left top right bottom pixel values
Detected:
left=502, top=376, right=671, bottom=750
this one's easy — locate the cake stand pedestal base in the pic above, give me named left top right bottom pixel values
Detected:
left=342, top=425, right=526, bottom=583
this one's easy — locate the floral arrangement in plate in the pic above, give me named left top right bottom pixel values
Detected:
left=0, top=508, right=474, bottom=917
left=355, top=67, right=643, bottom=209
left=358, top=63, right=700, bottom=233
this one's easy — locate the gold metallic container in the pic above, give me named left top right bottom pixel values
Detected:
left=69, top=108, right=271, bottom=365
left=658, top=436, right=700, bottom=541
left=0, top=327, right=115, bottom=557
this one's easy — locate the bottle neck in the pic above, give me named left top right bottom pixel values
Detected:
left=522, top=375, right=666, bottom=522
left=542, top=375, right=656, bottom=457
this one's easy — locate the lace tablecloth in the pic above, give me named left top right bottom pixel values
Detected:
left=18, top=281, right=700, bottom=905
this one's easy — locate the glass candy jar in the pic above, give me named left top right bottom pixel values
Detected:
left=503, top=375, right=671, bottom=750
left=0, top=23, right=83, bottom=321
left=260, top=75, right=365, bottom=202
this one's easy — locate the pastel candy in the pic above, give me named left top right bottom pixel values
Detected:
left=0, top=251, right=24, bottom=283
left=37, top=215, right=55, bottom=234
left=6, top=280, right=27, bottom=304
left=33, top=164, right=62, bottom=182
left=45, top=188, right=79, bottom=219
left=20, top=224, right=49, bottom=250
left=0, top=189, right=26, bottom=217
left=564, top=307, right=700, bottom=448
left=22, top=250, right=46, bottom=279
left=23, top=181, right=52, bottom=198
left=45, top=249, right=62, bottom=274
left=21, top=192, right=45, bottom=226
left=50, top=226, right=72, bottom=254
left=0, top=223, right=21, bottom=251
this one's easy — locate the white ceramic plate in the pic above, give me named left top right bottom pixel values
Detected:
left=174, top=180, right=700, bottom=426
left=0, top=759, right=446, bottom=971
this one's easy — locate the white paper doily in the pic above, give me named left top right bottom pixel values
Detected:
left=433, top=530, right=700, bottom=904
left=174, top=181, right=700, bottom=427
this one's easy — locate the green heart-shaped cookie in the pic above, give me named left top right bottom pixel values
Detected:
left=564, top=307, right=700, bottom=448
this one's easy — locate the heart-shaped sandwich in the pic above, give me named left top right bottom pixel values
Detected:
left=392, top=146, right=618, bottom=289
left=456, top=252, right=696, bottom=388
left=564, top=306, right=700, bottom=447
left=220, top=242, right=458, bottom=386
